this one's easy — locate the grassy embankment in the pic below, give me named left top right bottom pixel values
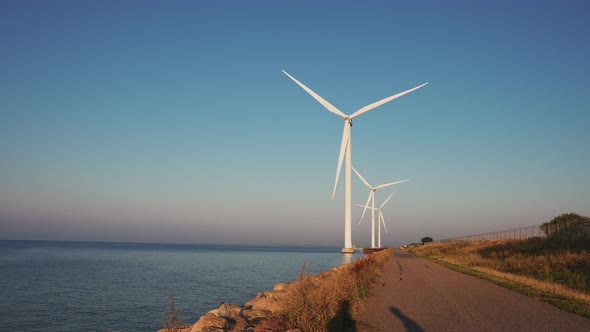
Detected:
left=280, top=249, right=391, bottom=332
left=408, top=238, right=590, bottom=317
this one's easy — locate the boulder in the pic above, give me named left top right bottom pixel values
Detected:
left=227, top=316, right=250, bottom=332
left=228, top=304, right=243, bottom=318
left=217, top=302, right=232, bottom=318
left=273, top=283, right=288, bottom=291
left=190, top=312, right=229, bottom=332
left=157, top=326, right=192, bottom=332
left=241, top=308, right=272, bottom=325
left=199, top=327, right=225, bottom=332
left=253, top=319, right=291, bottom=332
left=186, top=286, right=293, bottom=331
left=244, top=291, right=285, bottom=314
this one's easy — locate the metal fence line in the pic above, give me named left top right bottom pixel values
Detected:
left=440, top=224, right=546, bottom=243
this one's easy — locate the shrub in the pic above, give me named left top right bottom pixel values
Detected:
left=540, top=213, right=590, bottom=238
left=161, top=296, right=184, bottom=332
left=421, top=236, right=433, bottom=244
left=282, top=249, right=391, bottom=332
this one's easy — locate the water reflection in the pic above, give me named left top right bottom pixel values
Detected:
left=342, top=253, right=355, bottom=265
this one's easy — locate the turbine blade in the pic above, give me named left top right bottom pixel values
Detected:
left=282, top=70, right=347, bottom=119
left=349, top=82, right=429, bottom=119
left=352, top=166, right=372, bottom=189
left=380, top=192, right=396, bottom=209
left=359, top=191, right=373, bottom=224
left=374, top=179, right=410, bottom=190
left=380, top=212, right=388, bottom=233
left=332, top=123, right=349, bottom=200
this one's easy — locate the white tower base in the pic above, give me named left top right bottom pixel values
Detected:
left=343, top=122, right=353, bottom=253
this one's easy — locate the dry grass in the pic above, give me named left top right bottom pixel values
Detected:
left=161, top=296, right=185, bottom=332
left=472, top=266, right=590, bottom=303
left=408, top=239, right=590, bottom=317
left=280, top=249, right=391, bottom=332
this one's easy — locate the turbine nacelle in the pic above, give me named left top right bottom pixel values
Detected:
left=353, top=166, right=409, bottom=228
left=355, top=191, right=397, bottom=236
left=282, top=69, right=427, bottom=200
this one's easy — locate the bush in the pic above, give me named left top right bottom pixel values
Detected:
left=421, top=236, right=433, bottom=244
left=540, top=213, right=590, bottom=238
left=282, top=250, right=391, bottom=332
left=161, top=296, right=184, bottom=332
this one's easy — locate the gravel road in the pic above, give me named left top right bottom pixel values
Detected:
left=354, top=249, right=590, bottom=331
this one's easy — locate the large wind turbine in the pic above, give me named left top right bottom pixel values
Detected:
left=356, top=192, right=397, bottom=248
left=352, top=166, right=409, bottom=248
left=282, top=70, right=428, bottom=253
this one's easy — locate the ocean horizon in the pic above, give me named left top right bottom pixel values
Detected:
left=0, top=240, right=361, bottom=331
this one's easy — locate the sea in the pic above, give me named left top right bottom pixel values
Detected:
left=0, top=240, right=361, bottom=331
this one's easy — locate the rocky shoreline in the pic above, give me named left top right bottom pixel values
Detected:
left=159, top=249, right=391, bottom=332
left=159, top=269, right=340, bottom=332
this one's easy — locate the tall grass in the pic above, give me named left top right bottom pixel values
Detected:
left=409, top=238, right=590, bottom=316
left=280, top=249, right=391, bottom=332
left=414, top=238, right=590, bottom=292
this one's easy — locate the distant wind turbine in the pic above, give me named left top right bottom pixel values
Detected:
left=282, top=69, right=428, bottom=253
left=353, top=166, right=409, bottom=248
left=356, top=192, right=397, bottom=248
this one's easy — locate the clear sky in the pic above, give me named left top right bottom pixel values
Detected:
left=1, top=0, right=589, bottom=247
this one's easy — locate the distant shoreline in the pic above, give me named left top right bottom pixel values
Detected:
left=0, top=239, right=342, bottom=252
left=0, top=239, right=341, bottom=253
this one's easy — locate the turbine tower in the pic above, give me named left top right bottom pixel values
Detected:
left=353, top=166, right=409, bottom=248
left=356, top=191, right=397, bottom=248
left=282, top=70, right=428, bottom=253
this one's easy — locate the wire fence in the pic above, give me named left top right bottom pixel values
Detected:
left=440, top=224, right=546, bottom=242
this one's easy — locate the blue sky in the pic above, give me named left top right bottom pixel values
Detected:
left=1, top=0, right=589, bottom=247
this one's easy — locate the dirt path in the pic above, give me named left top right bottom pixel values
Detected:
left=354, top=249, right=590, bottom=331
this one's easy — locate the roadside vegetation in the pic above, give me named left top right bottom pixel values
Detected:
left=281, top=249, right=391, bottom=332
left=408, top=213, right=590, bottom=317
left=421, top=236, right=433, bottom=244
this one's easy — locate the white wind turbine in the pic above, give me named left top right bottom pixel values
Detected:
left=356, top=192, right=397, bottom=248
left=352, top=167, right=409, bottom=248
left=282, top=70, right=428, bottom=253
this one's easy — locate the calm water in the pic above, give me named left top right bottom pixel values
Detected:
left=0, top=240, right=360, bottom=331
